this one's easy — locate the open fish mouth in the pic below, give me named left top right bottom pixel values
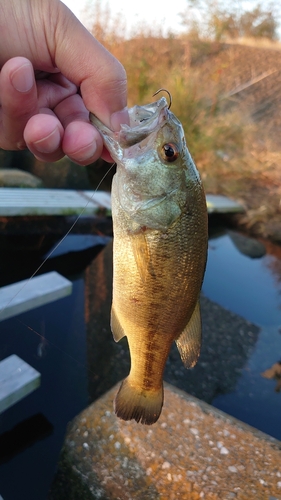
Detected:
left=118, top=97, right=168, bottom=147
left=90, top=97, right=169, bottom=161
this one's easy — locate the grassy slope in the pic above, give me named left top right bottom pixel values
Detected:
left=108, top=36, right=281, bottom=241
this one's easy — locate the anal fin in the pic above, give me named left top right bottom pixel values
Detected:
left=111, top=306, right=126, bottom=342
left=175, top=301, right=202, bottom=368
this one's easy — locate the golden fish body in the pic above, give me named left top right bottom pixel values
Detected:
left=90, top=97, right=208, bottom=425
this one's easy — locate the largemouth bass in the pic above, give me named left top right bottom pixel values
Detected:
left=90, top=95, right=208, bottom=425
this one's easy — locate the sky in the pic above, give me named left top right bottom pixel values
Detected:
left=62, top=0, right=281, bottom=39
left=62, top=0, right=188, bottom=36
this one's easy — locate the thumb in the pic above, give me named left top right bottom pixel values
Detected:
left=48, top=2, right=128, bottom=130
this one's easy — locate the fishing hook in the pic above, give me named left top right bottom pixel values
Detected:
left=152, top=88, right=172, bottom=109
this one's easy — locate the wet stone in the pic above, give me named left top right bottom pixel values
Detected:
left=49, top=383, right=281, bottom=500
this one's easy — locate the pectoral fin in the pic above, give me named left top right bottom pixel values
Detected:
left=130, top=231, right=154, bottom=283
left=111, top=306, right=126, bottom=342
left=175, top=301, right=202, bottom=368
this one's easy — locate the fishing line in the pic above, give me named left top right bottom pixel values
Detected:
left=1, top=161, right=117, bottom=373
left=0, top=162, right=116, bottom=320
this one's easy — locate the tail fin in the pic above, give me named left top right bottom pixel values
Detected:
left=114, top=378, right=163, bottom=425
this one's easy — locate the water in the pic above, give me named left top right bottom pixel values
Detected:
left=0, top=280, right=89, bottom=500
left=203, top=228, right=281, bottom=439
left=0, top=228, right=281, bottom=499
left=204, top=232, right=281, bottom=326
left=0, top=236, right=105, bottom=500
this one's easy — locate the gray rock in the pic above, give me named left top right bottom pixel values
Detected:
left=49, top=383, right=281, bottom=500
left=0, top=168, right=43, bottom=188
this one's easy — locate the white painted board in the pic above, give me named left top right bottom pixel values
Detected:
left=0, top=271, right=72, bottom=322
left=0, top=188, right=111, bottom=216
left=206, top=194, right=244, bottom=213
left=0, top=355, right=41, bottom=414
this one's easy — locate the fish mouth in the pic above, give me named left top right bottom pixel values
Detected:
left=90, top=97, right=169, bottom=162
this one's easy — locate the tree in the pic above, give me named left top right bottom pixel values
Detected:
left=180, top=1, right=280, bottom=41
left=240, top=6, right=278, bottom=40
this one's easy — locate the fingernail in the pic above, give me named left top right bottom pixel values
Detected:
left=10, top=63, right=34, bottom=93
left=34, top=127, right=61, bottom=153
left=110, top=108, right=129, bottom=131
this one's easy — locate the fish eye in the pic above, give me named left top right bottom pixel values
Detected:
left=160, top=143, right=179, bottom=163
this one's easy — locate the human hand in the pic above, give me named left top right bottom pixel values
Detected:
left=0, top=0, right=128, bottom=164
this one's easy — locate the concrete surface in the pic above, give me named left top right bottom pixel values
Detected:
left=49, top=383, right=281, bottom=500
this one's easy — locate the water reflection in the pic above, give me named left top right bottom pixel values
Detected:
left=83, top=240, right=260, bottom=410
left=203, top=229, right=281, bottom=326
left=261, top=360, right=281, bottom=392
left=203, top=226, right=281, bottom=439
left=228, top=230, right=266, bottom=259
left=36, top=320, right=48, bottom=358
left=263, top=239, right=281, bottom=289
left=84, top=241, right=130, bottom=401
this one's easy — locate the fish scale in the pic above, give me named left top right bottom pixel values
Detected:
left=90, top=96, right=208, bottom=424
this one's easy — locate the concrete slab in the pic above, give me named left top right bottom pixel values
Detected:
left=0, top=355, right=40, bottom=414
left=206, top=194, right=244, bottom=213
left=0, top=189, right=242, bottom=217
left=0, top=271, right=72, bottom=322
left=49, top=383, right=281, bottom=500
left=0, top=188, right=111, bottom=216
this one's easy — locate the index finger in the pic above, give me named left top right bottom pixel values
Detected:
left=0, top=57, right=38, bottom=150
